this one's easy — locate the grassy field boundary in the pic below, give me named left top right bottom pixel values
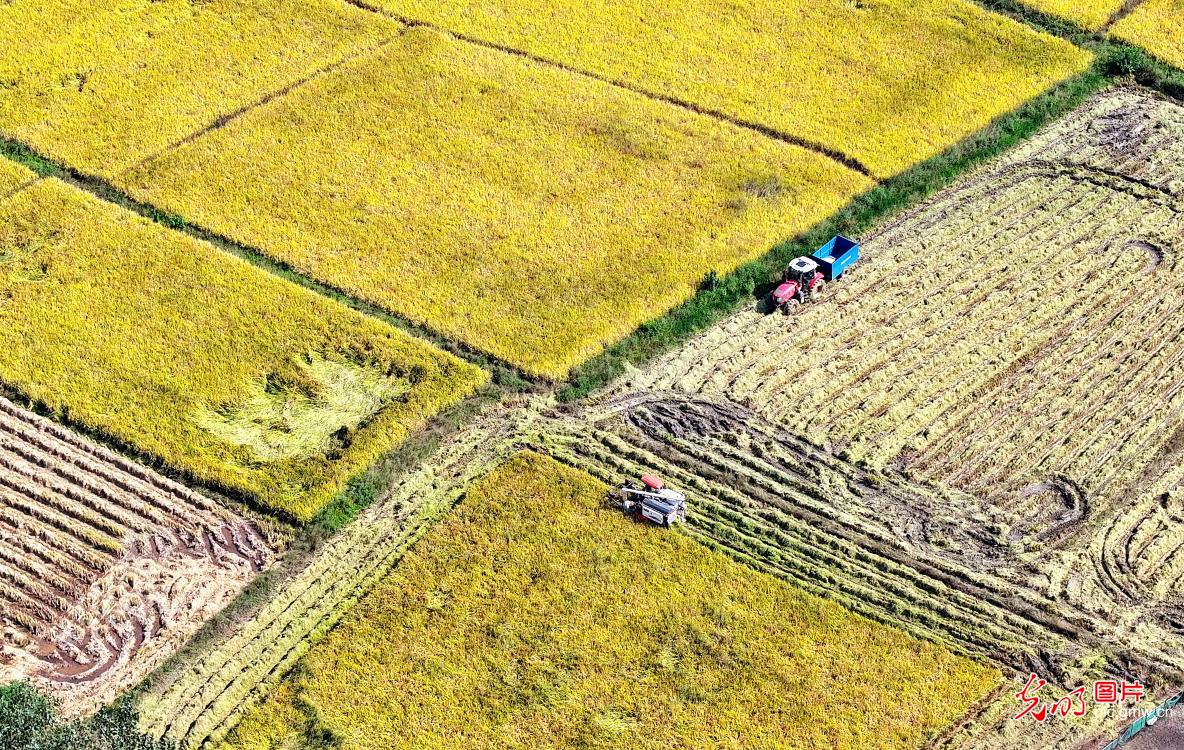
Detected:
left=558, top=62, right=1126, bottom=400
left=975, top=0, right=1184, bottom=91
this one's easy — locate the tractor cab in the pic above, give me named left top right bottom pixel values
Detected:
left=785, top=256, right=820, bottom=284
left=773, top=256, right=824, bottom=313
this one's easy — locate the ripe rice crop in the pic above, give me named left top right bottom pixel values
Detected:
left=220, top=452, right=998, bottom=750
left=1014, top=0, right=1123, bottom=30
left=0, top=160, right=35, bottom=195
left=116, top=28, right=872, bottom=379
left=0, top=178, right=485, bottom=521
left=370, top=0, right=1091, bottom=177
left=1112, top=0, right=1184, bottom=69
left=137, top=410, right=520, bottom=748
left=0, top=395, right=274, bottom=715
left=0, top=0, right=397, bottom=174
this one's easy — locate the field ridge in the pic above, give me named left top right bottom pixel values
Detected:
left=338, top=0, right=876, bottom=178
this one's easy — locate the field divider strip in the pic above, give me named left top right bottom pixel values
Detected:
left=0, top=139, right=536, bottom=389
left=338, top=0, right=877, bottom=179
left=1103, top=0, right=1152, bottom=33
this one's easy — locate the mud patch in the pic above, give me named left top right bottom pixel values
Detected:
left=1010, top=478, right=1088, bottom=546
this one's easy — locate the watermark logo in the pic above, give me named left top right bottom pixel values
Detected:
left=1013, top=673, right=1146, bottom=722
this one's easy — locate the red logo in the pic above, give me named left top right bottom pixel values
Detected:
left=1013, top=674, right=1145, bottom=722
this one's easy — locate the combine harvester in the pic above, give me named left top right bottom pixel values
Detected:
left=772, top=235, right=860, bottom=314
left=619, top=474, right=687, bottom=527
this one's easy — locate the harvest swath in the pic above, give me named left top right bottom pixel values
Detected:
left=117, top=28, right=871, bottom=378
left=0, top=178, right=484, bottom=521
left=220, top=452, right=998, bottom=750
left=371, top=0, right=1090, bottom=176
left=604, top=87, right=1184, bottom=747
left=0, top=396, right=273, bottom=715
left=0, top=0, right=396, bottom=174
left=1112, top=0, right=1184, bottom=70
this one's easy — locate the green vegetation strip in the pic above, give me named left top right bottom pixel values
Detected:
left=559, top=54, right=1183, bottom=401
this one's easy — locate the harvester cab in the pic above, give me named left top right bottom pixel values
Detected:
left=619, top=474, right=687, bottom=528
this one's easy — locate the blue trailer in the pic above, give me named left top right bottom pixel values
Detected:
left=771, top=235, right=861, bottom=314
left=812, top=235, right=860, bottom=281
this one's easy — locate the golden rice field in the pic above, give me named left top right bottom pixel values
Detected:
left=117, top=28, right=871, bottom=379
left=0, top=178, right=485, bottom=521
left=1015, top=0, right=1122, bottom=30
left=0, top=0, right=397, bottom=174
left=375, top=0, right=1091, bottom=177
left=0, top=161, right=34, bottom=195
left=221, top=452, right=999, bottom=750
left=1112, top=0, right=1184, bottom=69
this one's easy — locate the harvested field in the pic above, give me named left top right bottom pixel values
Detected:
left=369, top=0, right=1090, bottom=177
left=0, top=0, right=397, bottom=174
left=1112, top=0, right=1184, bottom=69
left=219, top=452, right=998, bottom=750
left=0, top=395, right=274, bottom=715
left=588, top=88, right=1184, bottom=747
left=0, top=178, right=485, bottom=521
left=115, top=27, right=871, bottom=379
left=626, top=88, right=1184, bottom=507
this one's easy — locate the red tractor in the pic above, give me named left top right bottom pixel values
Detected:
left=770, top=235, right=860, bottom=315
left=771, top=256, right=827, bottom=314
